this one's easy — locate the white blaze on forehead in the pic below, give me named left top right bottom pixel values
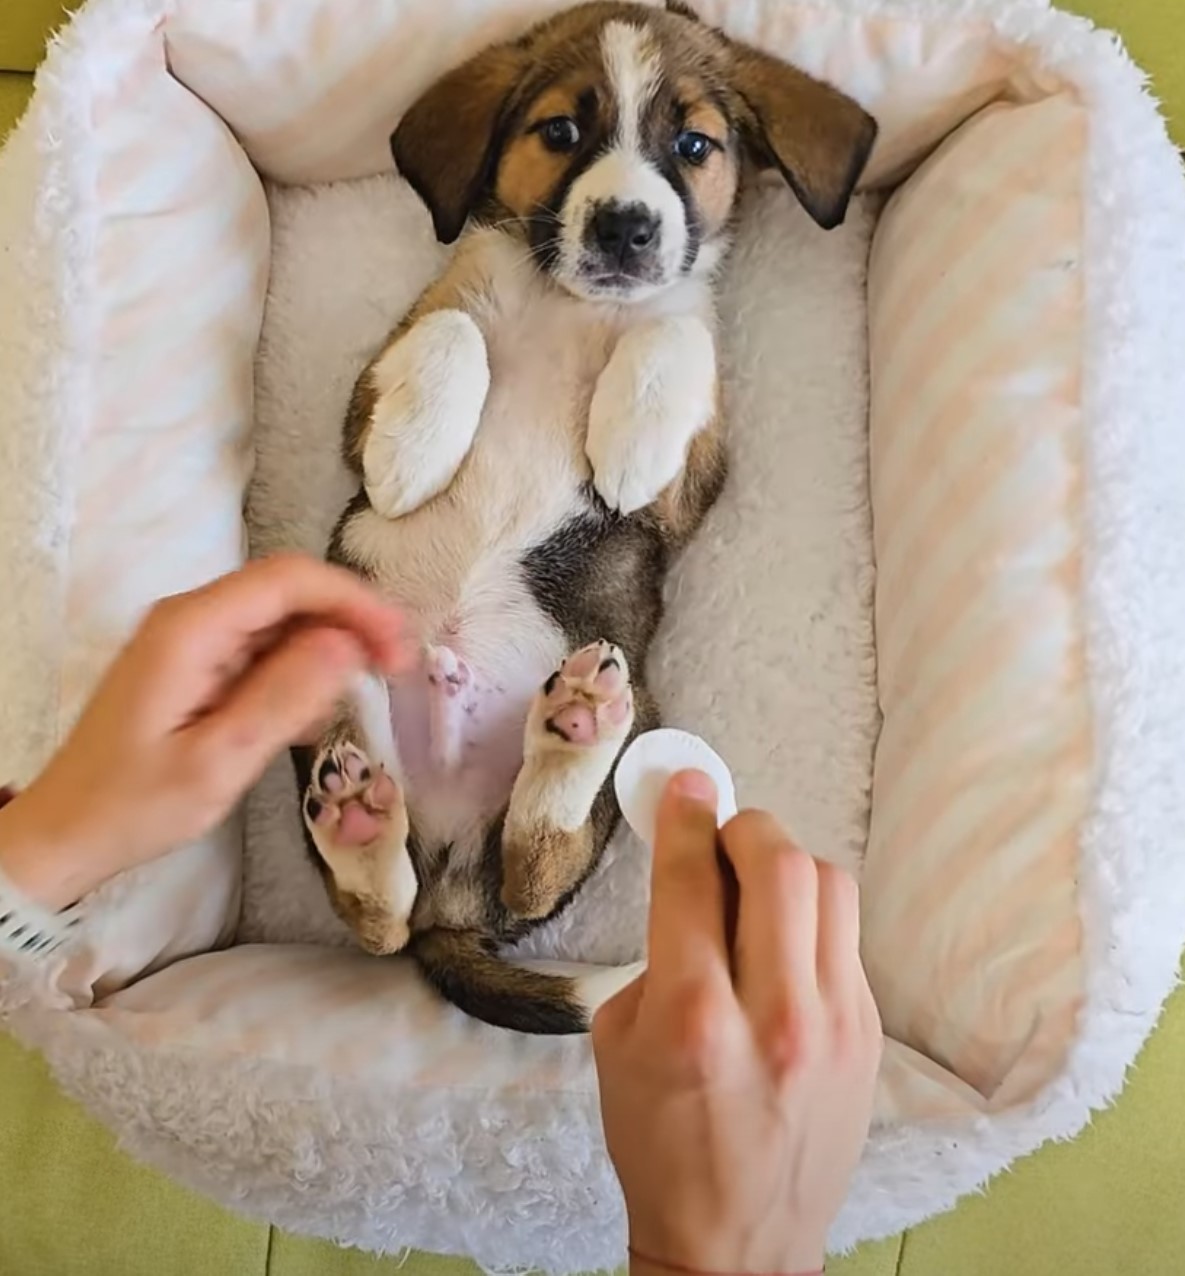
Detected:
left=600, top=21, right=661, bottom=153
left=552, top=18, right=695, bottom=297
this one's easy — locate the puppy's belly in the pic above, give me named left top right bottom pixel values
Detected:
left=389, top=599, right=568, bottom=848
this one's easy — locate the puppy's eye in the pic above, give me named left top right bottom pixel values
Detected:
left=539, top=117, right=581, bottom=152
left=674, top=131, right=713, bottom=165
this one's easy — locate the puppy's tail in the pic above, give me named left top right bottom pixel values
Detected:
left=410, top=928, right=643, bottom=1035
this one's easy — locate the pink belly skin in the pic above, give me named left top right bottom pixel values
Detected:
left=386, top=642, right=540, bottom=834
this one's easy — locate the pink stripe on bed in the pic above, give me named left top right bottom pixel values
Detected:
left=862, top=94, right=1090, bottom=1111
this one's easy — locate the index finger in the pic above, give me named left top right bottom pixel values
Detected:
left=157, top=554, right=411, bottom=673
left=645, top=771, right=732, bottom=999
left=719, top=811, right=819, bottom=1014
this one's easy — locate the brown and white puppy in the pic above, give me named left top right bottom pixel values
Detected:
left=293, top=0, right=876, bottom=1033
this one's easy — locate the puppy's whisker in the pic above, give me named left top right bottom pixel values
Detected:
left=480, top=217, right=531, bottom=234
left=528, top=204, right=564, bottom=226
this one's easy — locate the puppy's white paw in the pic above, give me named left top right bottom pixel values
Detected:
left=363, top=309, right=490, bottom=519
left=586, top=316, right=716, bottom=515
left=303, top=741, right=417, bottom=954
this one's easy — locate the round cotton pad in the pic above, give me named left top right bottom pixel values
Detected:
left=614, top=728, right=739, bottom=849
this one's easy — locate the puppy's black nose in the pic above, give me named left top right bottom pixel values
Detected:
left=592, top=203, right=658, bottom=263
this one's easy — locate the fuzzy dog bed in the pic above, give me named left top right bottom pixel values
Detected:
left=2, top=0, right=1184, bottom=1270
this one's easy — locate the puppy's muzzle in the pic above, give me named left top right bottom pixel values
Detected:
left=586, top=200, right=661, bottom=274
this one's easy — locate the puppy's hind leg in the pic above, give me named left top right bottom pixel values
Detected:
left=297, top=672, right=419, bottom=954
left=501, top=641, right=646, bottom=922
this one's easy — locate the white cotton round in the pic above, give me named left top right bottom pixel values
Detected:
left=613, top=728, right=739, bottom=851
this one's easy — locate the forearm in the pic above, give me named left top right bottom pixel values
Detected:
left=0, top=785, right=98, bottom=913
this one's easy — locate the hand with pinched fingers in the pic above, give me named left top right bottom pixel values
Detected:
left=0, top=554, right=412, bottom=910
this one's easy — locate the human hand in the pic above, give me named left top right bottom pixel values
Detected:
left=593, top=772, right=882, bottom=1276
left=0, top=554, right=410, bottom=910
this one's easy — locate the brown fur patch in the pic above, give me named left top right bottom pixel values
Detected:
left=525, top=85, right=586, bottom=126
left=495, top=133, right=575, bottom=223
left=677, top=94, right=739, bottom=235
left=651, top=406, right=728, bottom=547
left=501, top=820, right=595, bottom=921
left=726, top=42, right=877, bottom=229
left=329, top=886, right=409, bottom=955
left=496, top=76, right=607, bottom=219
left=391, top=43, right=527, bottom=243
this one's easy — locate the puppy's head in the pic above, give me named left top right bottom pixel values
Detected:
left=393, top=0, right=877, bottom=302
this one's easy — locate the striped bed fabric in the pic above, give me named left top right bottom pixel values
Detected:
left=864, top=94, right=1091, bottom=1114
left=62, top=30, right=269, bottom=727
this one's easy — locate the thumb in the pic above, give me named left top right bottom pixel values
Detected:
left=592, top=969, right=646, bottom=1049
left=190, top=626, right=366, bottom=769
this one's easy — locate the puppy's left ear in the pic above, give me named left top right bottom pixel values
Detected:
left=729, top=45, right=877, bottom=230
left=392, top=43, right=526, bottom=244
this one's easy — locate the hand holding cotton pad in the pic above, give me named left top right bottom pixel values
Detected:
left=614, top=728, right=738, bottom=849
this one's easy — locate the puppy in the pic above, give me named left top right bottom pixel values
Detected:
left=293, top=0, right=876, bottom=1033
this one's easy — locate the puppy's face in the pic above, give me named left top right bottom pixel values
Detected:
left=492, top=18, right=743, bottom=300
left=393, top=1, right=877, bottom=303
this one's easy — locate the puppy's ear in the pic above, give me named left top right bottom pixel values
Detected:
left=729, top=45, right=876, bottom=230
left=392, top=44, right=526, bottom=244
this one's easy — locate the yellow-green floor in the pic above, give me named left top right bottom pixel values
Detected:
left=3, top=1, right=1185, bottom=1273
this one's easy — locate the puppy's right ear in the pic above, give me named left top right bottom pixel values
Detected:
left=391, top=44, right=525, bottom=244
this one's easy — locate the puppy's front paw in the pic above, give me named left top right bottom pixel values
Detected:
left=586, top=316, right=716, bottom=515
left=363, top=309, right=490, bottom=519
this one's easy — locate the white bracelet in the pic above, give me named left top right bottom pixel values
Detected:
left=0, top=868, right=84, bottom=960
left=0, top=787, right=85, bottom=961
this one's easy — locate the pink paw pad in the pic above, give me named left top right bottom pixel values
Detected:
left=336, top=802, right=385, bottom=846
left=548, top=704, right=599, bottom=745
left=541, top=642, right=634, bottom=746
left=304, top=745, right=400, bottom=850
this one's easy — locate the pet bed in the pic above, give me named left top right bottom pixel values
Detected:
left=1, top=0, right=1183, bottom=1270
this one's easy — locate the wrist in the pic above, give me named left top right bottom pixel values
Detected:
left=0, top=784, right=103, bottom=911
left=628, top=1227, right=826, bottom=1276
left=629, top=1250, right=824, bottom=1276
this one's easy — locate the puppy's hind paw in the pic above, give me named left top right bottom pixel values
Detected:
left=532, top=641, right=634, bottom=750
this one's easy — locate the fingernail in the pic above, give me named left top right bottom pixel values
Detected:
left=670, top=769, right=716, bottom=805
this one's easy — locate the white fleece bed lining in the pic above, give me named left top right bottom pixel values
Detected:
left=241, top=175, right=878, bottom=965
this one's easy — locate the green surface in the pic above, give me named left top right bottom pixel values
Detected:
left=0, top=70, right=32, bottom=135
left=1073, top=0, right=1185, bottom=139
left=1, top=0, right=1184, bottom=1274
left=0, top=0, right=74, bottom=73
left=900, top=980, right=1185, bottom=1275
left=0, top=1032, right=268, bottom=1276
